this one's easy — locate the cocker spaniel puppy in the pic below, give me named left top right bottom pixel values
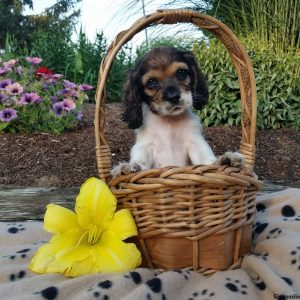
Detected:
left=111, top=47, right=244, bottom=177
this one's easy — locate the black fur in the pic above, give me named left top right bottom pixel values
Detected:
left=181, top=51, right=209, bottom=110
left=121, top=70, right=144, bottom=129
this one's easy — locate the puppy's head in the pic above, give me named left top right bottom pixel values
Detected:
left=122, top=47, right=208, bottom=129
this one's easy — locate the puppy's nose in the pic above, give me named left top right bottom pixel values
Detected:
left=163, top=87, right=180, bottom=104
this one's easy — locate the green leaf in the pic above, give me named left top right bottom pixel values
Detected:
left=0, top=122, right=9, bottom=132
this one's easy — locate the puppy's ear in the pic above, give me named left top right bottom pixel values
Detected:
left=121, top=70, right=143, bottom=129
left=182, top=51, right=209, bottom=110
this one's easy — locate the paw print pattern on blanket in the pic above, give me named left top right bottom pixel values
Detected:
left=290, top=247, right=300, bottom=270
left=34, top=286, right=58, bottom=300
left=6, top=223, right=26, bottom=234
left=124, top=271, right=142, bottom=284
left=9, top=270, right=26, bottom=282
left=281, top=276, right=293, bottom=286
left=2, top=248, right=31, bottom=260
left=146, top=277, right=162, bottom=293
left=87, top=280, right=112, bottom=299
left=145, top=277, right=167, bottom=300
left=256, top=203, right=267, bottom=212
left=281, top=205, right=300, bottom=221
left=266, top=228, right=282, bottom=239
left=252, top=222, right=269, bottom=238
left=224, top=278, right=248, bottom=295
left=249, top=274, right=266, bottom=291
left=174, top=269, right=191, bottom=280
left=187, top=289, right=216, bottom=300
left=145, top=293, right=166, bottom=300
left=255, top=252, right=269, bottom=261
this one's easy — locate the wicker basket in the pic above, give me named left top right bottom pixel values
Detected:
left=94, top=9, right=261, bottom=276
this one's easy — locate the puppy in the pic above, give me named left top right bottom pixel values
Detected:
left=111, top=47, right=243, bottom=177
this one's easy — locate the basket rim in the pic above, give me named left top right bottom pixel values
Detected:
left=108, top=164, right=262, bottom=190
left=94, top=9, right=257, bottom=182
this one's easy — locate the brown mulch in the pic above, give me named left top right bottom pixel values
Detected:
left=0, top=103, right=299, bottom=187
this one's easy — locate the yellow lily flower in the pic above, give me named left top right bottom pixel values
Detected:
left=29, top=177, right=141, bottom=277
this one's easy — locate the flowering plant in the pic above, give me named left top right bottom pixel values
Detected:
left=0, top=57, right=93, bottom=133
left=29, top=177, right=141, bottom=277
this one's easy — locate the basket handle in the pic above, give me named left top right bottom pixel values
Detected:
left=94, top=9, right=257, bottom=183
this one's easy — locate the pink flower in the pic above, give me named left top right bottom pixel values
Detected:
left=52, top=74, right=63, bottom=80
left=62, top=98, right=76, bottom=112
left=5, top=83, right=24, bottom=95
left=26, top=57, right=43, bottom=65
left=3, top=59, right=17, bottom=69
left=0, top=67, right=10, bottom=76
left=53, top=99, right=76, bottom=116
left=78, top=84, right=94, bottom=91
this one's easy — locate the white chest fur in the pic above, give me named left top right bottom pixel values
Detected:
left=131, top=108, right=215, bottom=169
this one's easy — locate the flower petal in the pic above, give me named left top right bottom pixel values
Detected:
left=109, top=209, right=138, bottom=240
left=94, top=230, right=141, bottom=273
left=44, top=204, right=78, bottom=235
left=63, top=256, right=99, bottom=277
left=29, top=242, right=77, bottom=275
left=49, top=229, right=86, bottom=260
left=75, top=177, right=116, bottom=231
left=29, top=244, right=57, bottom=274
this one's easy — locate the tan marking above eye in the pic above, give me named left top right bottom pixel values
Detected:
left=165, top=62, right=189, bottom=77
left=142, top=70, right=163, bottom=86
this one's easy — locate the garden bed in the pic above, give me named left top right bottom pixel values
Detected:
left=0, top=103, right=299, bottom=187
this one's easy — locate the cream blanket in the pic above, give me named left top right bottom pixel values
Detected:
left=0, top=188, right=300, bottom=300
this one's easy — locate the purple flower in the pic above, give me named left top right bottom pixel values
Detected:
left=57, top=88, right=76, bottom=97
left=53, top=102, right=64, bottom=117
left=0, top=93, right=8, bottom=104
left=26, top=57, right=43, bottom=65
left=0, top=67, right=10, bottom=76
left=47, top=78, right=57, bottom=85
left=15, top=66, right=23, bottom=75
left=19, top=93, right=42, bottom=105
left=76, top=111, right=83, bottom=121
left=5, top=83, right=24, bottom=95
left=50, top=96, right=59, bottom=103
left=0, top=79, right=13, bottom=90
left=62, top=98, right=76, bottom=112
left=53, top=99, right=76, bottom=116
left=63, top=80, right=77, bottom=89
left=0, top=108, right=17, bottom=122
left=41, top=81, right=56, bottom=90
left=78, top=84, right=94, bottom=91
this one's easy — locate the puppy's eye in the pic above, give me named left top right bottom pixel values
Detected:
left=176, top=69, right=189, bottom=80
left=146, top=78, right=159, bottom=90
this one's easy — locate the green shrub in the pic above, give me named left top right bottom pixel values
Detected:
left=136, top=36, right=193, bottom=59
left=193, top=37, right=300, bottom=129
left=0, top=56, right=93, bottom=133
left=30, top=30, right=76, bottom=79
left=106, top=45, right=134, bottom=102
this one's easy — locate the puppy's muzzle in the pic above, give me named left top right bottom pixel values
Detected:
left=163, top=86, right=181, bottom=105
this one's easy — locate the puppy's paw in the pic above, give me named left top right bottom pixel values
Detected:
left=111, top=162, right=142, bottom=178
left=216, top=152, right=245, bottom=168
